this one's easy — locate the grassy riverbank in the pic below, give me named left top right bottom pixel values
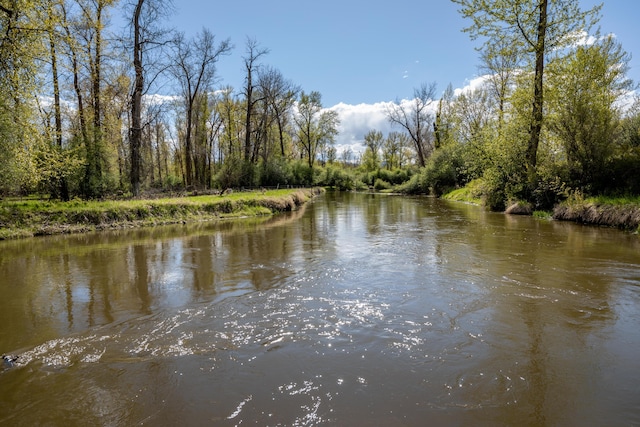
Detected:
left=0, top=188, right=323, bottom=240
left=442, top=183, right=640, bottom=232
left=553, top=194, right=640, bottom=231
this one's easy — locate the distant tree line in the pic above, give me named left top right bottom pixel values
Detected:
left=0, top=0, right=343, bottom=199
left=1, top=0, right=639, bottom=210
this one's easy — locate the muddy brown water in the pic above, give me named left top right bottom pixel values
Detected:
left=0, top=192, right=639, bottom=426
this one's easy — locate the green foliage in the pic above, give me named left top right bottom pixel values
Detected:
left=214, top=157, right=245, bottom=189
left=547, top=35, right=633, bottom=193
left=373, top=178, right=391, bottom=191
left=420, top=143, right=465, bottom=195
left=257, top=158, right=291, bottom=187
left=396, top=173, right=427, bottom=195
left=318, top=166, right=355, bottom=190
left=442, top=178, right=484, bottom=205
left=290, top=160, right=314, bottom=186
left=36, top=144, right=85, bottom=199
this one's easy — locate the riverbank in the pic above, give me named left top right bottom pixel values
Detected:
left=553, top=195, right=640, bottom=231
left=0, top=188, right=323, bottom=240
left=442, top=184, right=640, bottom=233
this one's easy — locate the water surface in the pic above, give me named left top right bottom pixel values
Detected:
left=1, top=192, right=639, bottom=425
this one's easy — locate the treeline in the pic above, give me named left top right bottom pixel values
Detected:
left=1, top=0, right=639, bottom=211
left=392, top=0, right=640, bottom=210
left=0, top=0, right=341, bottom=200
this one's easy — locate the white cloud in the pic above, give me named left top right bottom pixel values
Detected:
left=326, top=98, right=441, bottom=154
left=454, top=75, right=491, bottom=97
left=143, top=93, right=180, bottom=105
left=327, top=101, right=395, bottom=153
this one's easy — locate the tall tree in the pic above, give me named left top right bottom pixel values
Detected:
left=171, top=29, right=231, bottom=187
left=130, top=0, right=144, bottom=196
left=242, top=38, right=268, bottom=163
left=383, top=131, right=409, bottom=169
left=44, top=0, right=69, bottom=200
left=547, top=35, right=633, bottom=190
left=386, top=82, right=438, bottom=167
left=452, top=0, right=602, bottom=188
left=362, top=130, right=383, bottom=171
left=128, top=0, right=172, bottom=196
left=0, top=0, right=44, bottom=193
left=294, top=91, right=339, bottom=169
left=258, top=66, right=299, bottom=158
left=478, top=38, right=521, bottom=129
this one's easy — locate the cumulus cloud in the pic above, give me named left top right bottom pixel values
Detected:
left=454, top=75, right=491, bottom=97
left=326, top=98, right=440, bottom=154
left=327, top=101, right=395, bottom=154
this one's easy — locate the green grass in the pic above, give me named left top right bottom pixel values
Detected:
left=442, top=179, right=484, bottom=205
left=0, top=188, right=323, bottom=240
left=553, top=192, right=640, bottom=231
left=585, top=195, right=640, bottom=206
left=533, top=210, right=553, bottom=220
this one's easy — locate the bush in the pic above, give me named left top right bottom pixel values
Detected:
left=319, top=166, right=355, bottom=190
left=397, top=173, right=427, bottom=195
left=373, top=178, right=391, bottom=191
left=421, top=144, right=464, bottom=195
left=258, top=158, right=292, bottom=187
left=289, top=161, right=314, bottom=186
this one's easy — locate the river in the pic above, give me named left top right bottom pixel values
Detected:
left=0, top=192, right=639, bottom=426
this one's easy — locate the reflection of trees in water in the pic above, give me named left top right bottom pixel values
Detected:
left=0, top=206, right=309, bottom=352
left=444, top=200, right=625, bottom=424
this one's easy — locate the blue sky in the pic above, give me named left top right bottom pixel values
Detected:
left=143, top=0, right=639, bottom=152
left=165, top=0, right=639, bottom=106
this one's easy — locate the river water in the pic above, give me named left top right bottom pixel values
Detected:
left=0, top=192, right=639, bottom=426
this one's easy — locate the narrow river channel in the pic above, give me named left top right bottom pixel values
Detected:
left=1, top=192, right=639, bottom=426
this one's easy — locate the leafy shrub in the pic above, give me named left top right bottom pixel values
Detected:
left=373, top=178, right=391, bottom=191
left=319, top=166, right=355, bottom=190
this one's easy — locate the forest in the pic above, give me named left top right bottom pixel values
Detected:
left=1, top=0, right=639, bottom=212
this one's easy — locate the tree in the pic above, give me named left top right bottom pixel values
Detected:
left=452, top=0, right=602, bottom=188
left=362, top=130, right=383, bottom=171
left=83, top=0, right=118, bottom=197
left=434, top=83, right=455, bottom=148
left=452, top=86, right=494, bottom=145
left=383, top=131, right=410, bottom=169
left=386, top=82, right=438, bottom=167
left=171, top=29, right=231, bottom=188
left=478, top=38, right=520, bottom=129
left=547, top=35, right=634, bottom=190
left=0, top=0, right=45, bottom=194
left=258, top=65, right=299, bottom=158
left=242, top=38, right=268, bottom=163
left=127, top=0, right=172, bottom=196
left=294, top=91, right=339, bottom=169
left=129, top=0, right=145, bottom=196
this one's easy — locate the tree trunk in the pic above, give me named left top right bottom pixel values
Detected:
left=92, top=4, right=103, bottom=182
left=48, top=9, right=69, bottom=201
left=130, top=0, right=144, bottom=197
left=184, top=100, right=194, bottom=187
left=527, top=0, right=547, bottom=188
left=244, top=67, right=253, bottom=161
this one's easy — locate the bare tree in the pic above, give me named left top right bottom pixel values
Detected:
left=258, top=66, right=299, bottom=157
left=242, top=38, right=268, bottom=163
left=128, top=0, right=173, bottom=196
left=478, top=39, right=520, bottom=129
left=386, top=82, right=438, bottom=167
left=171, top=29, right=231, bottom=187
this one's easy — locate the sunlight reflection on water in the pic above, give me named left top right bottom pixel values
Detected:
left=1, top=193, right=640, bottom=425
